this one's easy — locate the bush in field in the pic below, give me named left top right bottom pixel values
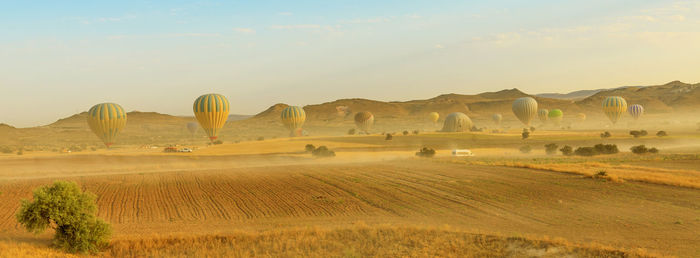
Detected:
left=413, top=130, right=420, bottom=135
left=544, top=143, right=558, bottom=155
left=17, top=148, right=23, bottom=155
left=256, top=137, right=265, bottom=141
left=640, top=130, right=648, bottom=136
left=212, top=140, right=223, bottom=145
left=631, top=145, right=659, bottom=154
left=385, top=134, right=393, bottom=140
left=402, top=131, right=409, bottom=136
left=0, top=146, right=12, bottom=154
left=521, top=129, right=530, bottom=140
left=304, top=144, right=316, bottom=153
left=415, top=147, right=436, bottom=158
left=311, top=146, right=335, bottom=157
left=529, top=126, right=536, bottom=132
left=16, top=181, right=111, bottom=253
left=559, top=145, right=573, bottom=156
left=593, top=144, right=619, bottom=154
left=629, top=130, right=641, bottom=138
left=600, top=131, right=611, bottom=138
left=347, top=129, right=356, bottom=135
left=574, top=147, right=596, bottom=156
left=656, top=131, right=668, bottom=137
left=519, top=145, right=532, bottom=154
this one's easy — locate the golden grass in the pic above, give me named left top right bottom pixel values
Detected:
left=1, top=226, right=661, bottom=257
left=460, top=160, right=700, bottom=189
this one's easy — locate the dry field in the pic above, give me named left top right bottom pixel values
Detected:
left=0, top=133, right=699, bottom=257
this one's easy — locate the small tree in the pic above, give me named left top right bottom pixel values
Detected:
left=16, top=181, right=111, bottom=253
left=415, top=147, right=436, bottom=158
left=630, top=145, right=648, bottom=154
left=560, top=145, right=573, bottom=156
left=311, top=146, right=336, bottom=157
left=600, top=131, right=611, bottom=138
left=402, top=131, right=409, bottom=136
left=304, top=144, right=316, bottom=153
left=347, top=128, right=356, bottom=135
left=529, top=126, right=536, bottom=132
left=385, top=134, right=393, bottom=140
left=521, top=129, right=530, bottom=140
left=629, top=130, right=641, bottom=138
left=656, top=131, right=668, bottom=137
left=544, top=143, right=558, bottom=155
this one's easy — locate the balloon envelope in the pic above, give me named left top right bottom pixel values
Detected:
left=602, top=96, right=627, bottom=124
left=538, top=109, right=549, bottom=123
left=281, top=106, right=306, bottom=132
left=87, top=103, right=127, bottom=147
left=628, top=104, right=644, bottom=120
left=187, top=122, right=198, bottom=135
left=428, top=112, right=440, bottom=123
left=548, top=109, right=563, bottom=125
left=354, top=111, right=374, bottom=132
left=441, top=112, right=473, bottom=132
left=512, top=97, right=538, bottom=126
left=193, top=93, right=230, bottom=141
left=492, top=113, right=502, bottom=125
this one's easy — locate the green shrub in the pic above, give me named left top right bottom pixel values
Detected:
left=630, top=145, right=649, bottom=154
left=600, top=131, right=611, bottom=138
left=304, top=144, right=316, bottom=153
left=656, top=131, right=667, bottom=137
left=347, top=129, right=356, bottom=135
left=256, top=137, right=265, bottom=141
left=629, top=130, right=641, bottom=138
left=385, top=134, right=393, bottom=140
left=574, top=147, right=596, bottom=156
left=402, top=131, right=409, bottom=136
left=593, top=144, right=619, bottom=154
left=544, top=143, right=558, bottom=155
left=649, top=147, right=659, bottom=154
left=311, top=146, right=336, bottom=157
left=16, top=181, right=111, bottom=253
left=559, top=145, right=573, bottom=156
left=415, top=147, right=436, bottom=158
left=212, top=140, right=223, bottom=145
left=413, top=130, right=420, bottom=135
left=521, top=129, right=530, bottom=140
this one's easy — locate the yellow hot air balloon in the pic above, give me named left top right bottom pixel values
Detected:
left=87, top=103, right=127, bottom=147
left=512, top=97, right=538, bottom=127
left=602, top=96, right=627, bottom=124
left=193, top=93, right=230, bottom=141
left=354, top=111, right=374, bottom=133
left=281, top=106, right=306, bottom=137
left=538, top=109, right=549, bottom=124
left=428, top=112, right=440, bottom=123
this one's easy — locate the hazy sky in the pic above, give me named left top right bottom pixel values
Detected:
left=2, top=1, right=699, bottom=127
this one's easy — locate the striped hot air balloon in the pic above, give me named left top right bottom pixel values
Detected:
left=281, top=106, right=306, bottom=136
left=442, top=112, right=473, bottom=132
left=628, top=104, right=644, bottom=120
left=548, top=109, right=563, bottom=126
left=492, top=113, right=502, bottom=126
left=186, top=122, right=198, bottom=135
left=512, top=97, right=538, bottom=127
left=354, top=111, right=374, bottom=133
left=87, top=103, right=127, bottom=147
left=428, top=112, right=440, bottom=124
left=602, top=96, right=627, bottom=124
left=538, top=109, right=549, bottom=124
left=193, top=93, right=230, bottom=141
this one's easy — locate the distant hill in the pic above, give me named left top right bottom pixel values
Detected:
left=537, top=86, right=639, bottom=100
left=576, top=81, right=700, bottom=113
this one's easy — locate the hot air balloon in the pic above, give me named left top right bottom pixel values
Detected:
left=428, top=112, right=440, bottom=124
left=548, top=109, right=563, bottom=126
left=187, top=122, right=198, bottom=136
left=577, top=113, right=587, bottom=122
left=538, top=109, right=549, bottom=124
left=281, top=106, right=306, bottom=137
left=87, top=103, right=127, bottom=147
left=628, top=104, right=644, bottom=120
left=492, top=113, right=502, bottom=126
left=441, top=112, right=473, bottom=132
left=193, top=93, right=230, bottom=141
left=512, top=97, right=538, bottom=127
left=354, top=111, right=374, bottom=133
left=602, top=96, right=627, bottom=124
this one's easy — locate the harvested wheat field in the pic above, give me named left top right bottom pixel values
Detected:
left=1, top=141, right=699, bottom=257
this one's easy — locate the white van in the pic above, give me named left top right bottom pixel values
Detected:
left=452, top=149, right=473, bottom=157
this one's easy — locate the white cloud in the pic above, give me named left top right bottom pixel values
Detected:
left=269, top=24, right=321, bottom=30
left=233, top=28, right=256, bottom=34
